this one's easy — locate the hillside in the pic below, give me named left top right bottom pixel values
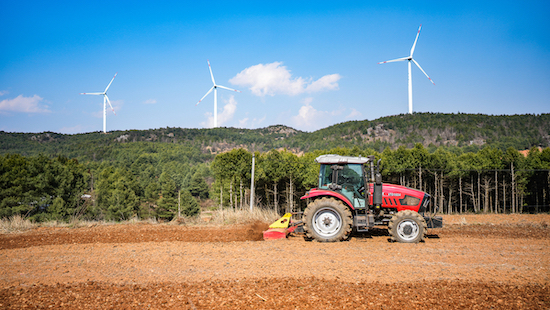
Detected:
left=2, top=112, right=549, bottom=223
left=1, top=113, right=548, bottom=159
left=287, top=113, right=550, bottom=152
left=0, top=125, right=302, bottom=161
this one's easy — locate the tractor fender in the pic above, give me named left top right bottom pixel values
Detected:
left=301, top=188, right=355, bottom=210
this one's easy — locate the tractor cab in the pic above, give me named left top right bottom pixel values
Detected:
left=317, top=155, right=370, bottom=209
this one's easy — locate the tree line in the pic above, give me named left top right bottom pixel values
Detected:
left=0, top=142, right=209, bottom=222
left=1, top=143, right=549, bottom=223
left=210, top=145, right=550, bottom=215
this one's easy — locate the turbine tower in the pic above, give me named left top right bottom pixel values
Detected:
left=378, top=25, right=435, bottom=114
left=80, top=73, right=117, bottom=133
left=196, top=60, right=241, bottom=128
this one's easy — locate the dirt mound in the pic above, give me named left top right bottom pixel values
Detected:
left=245, top=220, right=270, bottom=241
left=0, top=222, right=272, bottom=250
left=2, top=279, right=548, bottom=309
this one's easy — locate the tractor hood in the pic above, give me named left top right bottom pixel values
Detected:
left=376, top=183, right=430, bottom=213
left=301, top=183, right=430, bottom=213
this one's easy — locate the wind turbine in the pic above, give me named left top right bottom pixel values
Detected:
left=378, top=25, right=435, bottom=114
left=80, top=73, right=117, bottom=134
left=196, top=60, right=241, bottom=128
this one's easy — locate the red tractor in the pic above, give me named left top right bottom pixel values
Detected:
left=300, top=154, right=442, bottom=243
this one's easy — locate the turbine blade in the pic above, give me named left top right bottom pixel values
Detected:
left=217, top=85, right=241, bottom=93
left=196, top=86, right=215, bottom=106
left=207, top=60, right=216, bottom=85
left=410, top=24, right=422, bottom=57
left=105, top=95, right=116, bottom=115
left=412, top=59, right=435, bottom=85
left=104, top=72, right=118, bottom=93
left=80, top=92, right=103, bottom=95
left=378, top=56, right=409, bottom=64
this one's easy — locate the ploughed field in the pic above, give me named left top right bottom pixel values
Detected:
left=1, top=214, right=549, bottom=309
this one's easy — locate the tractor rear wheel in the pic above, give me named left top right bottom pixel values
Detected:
left=303, top=198, right=353, bottom=242
left=388, top=210, right=427, bottom=243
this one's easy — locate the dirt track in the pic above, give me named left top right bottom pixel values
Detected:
left=1, top=214, right=549, bottom=309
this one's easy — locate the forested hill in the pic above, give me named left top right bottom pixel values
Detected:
left=287, top=113, right=550, bottom=152
left=0, top=125, right=303, bottom=161
left=2, top=112, right=550, bottom=221
left=1, top=113, right=549, bottom=159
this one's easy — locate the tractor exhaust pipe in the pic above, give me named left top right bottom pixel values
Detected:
left=368, top=156, right=383, bottom=206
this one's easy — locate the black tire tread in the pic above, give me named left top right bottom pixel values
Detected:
left=388, top=210, right=427, bottom=243
left=303, top=198, right=353, bottom=242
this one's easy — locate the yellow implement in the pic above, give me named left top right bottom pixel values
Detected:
left=263, top=213, right=299, bottom=240
left=268, top=213, right=293, bottom=229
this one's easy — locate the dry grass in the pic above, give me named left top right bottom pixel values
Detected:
left=0, top=208, right=282, bottom=234
left=166, top=207, right=281, bottom=226
left=209, top=207, right=281, bottom=225
left=0, top=215, right=37, bottom=234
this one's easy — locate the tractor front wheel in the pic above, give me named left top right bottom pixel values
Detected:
left=303, top=198, right=353, bottom=242
left=388, top=210, right=427, bottom=243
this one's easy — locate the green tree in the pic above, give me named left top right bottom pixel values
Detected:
left=189, top=172, right=209, bottom=199
left=156, top=172, right=178, bottom=220
left=96, top=167, right=139, bottom=221
left=180, top=190, right=200, bottom=217
left=0, top=154, right=32, bottom=218
left=144, top=182, right=160, bottom=203
left=0, top=154, right=88, bottom=221
left=258, top=150, right=286, bottom=212
left=211, top=148, right=252, bottom=208
left=48, top=197, right=66, bottom=220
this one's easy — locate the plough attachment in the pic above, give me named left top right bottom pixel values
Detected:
left=263, top=213, right=302, bottom=240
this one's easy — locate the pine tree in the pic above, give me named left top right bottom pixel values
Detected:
left=156, top=172, right=178, bottom=220
left=180, top=190, right=200, bottom=217
left=189, top=173, right=209, bottom=199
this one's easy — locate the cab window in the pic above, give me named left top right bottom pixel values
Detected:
left=318, top=164, right=333, bottom=189
left=339, top=164, right=364, bottom=198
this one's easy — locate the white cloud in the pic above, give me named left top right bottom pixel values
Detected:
left=0, top=94, right=50, bottom=113
left=346, top=108, right=362, bottom=119
left=306, top=74, right=341, bottom=92
left=0, top=90, right=9, bottom=96
left=238, top=115, right=266, bottom=129
left=238, top=117, right=249, bottom=127
left=201, top=95, right=237, bottom=128
left=291, top=98, right=349, bottom=131
left=290, top=98, right=329, bottom=130
left=229, top=62, right=341, bottom=97
left=143, top=99, right=157, bottom=104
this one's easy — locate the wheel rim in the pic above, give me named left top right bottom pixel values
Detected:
left=312, top=207, right=342, bottom=238
left=396, top=219, right=420, bottom=241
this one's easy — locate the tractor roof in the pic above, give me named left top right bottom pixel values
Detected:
left=315, top=154, right=372, bottom=164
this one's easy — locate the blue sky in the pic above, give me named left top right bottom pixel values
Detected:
left=1, top=1, right=549, bottom=133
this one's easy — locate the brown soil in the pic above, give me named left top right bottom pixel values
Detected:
left=1, top=214, right=549, bottom=309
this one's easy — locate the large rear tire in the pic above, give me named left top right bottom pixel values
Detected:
left=303, top=198, right=353, bottom=242
left=388, top=210, right=427, bottom=243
